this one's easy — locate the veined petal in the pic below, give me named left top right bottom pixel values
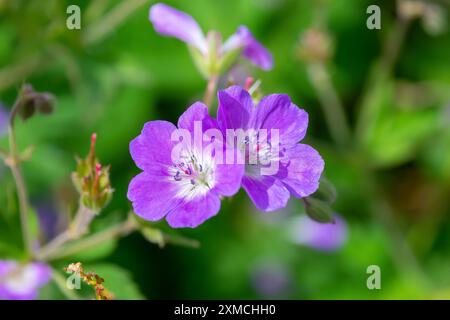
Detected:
left=212, top=147, right=245, bottom=197
left=129, top=120, right=177, bottom=172
left=224, top=26, right=273, bottom=71
left=217, top=87, right=252, bottom=131
left=251, top=94, right=309, bottom=147
left=177, top=102, right=218, bottom=134
left=149, top=3, right=207, bottom=54
left=280, top=144, right=324, bottom=198
left=166, top=192, right=221, bottom=228
left=242, top=175, right=290, bottom=212
left=127, top=172, right=181, bottom=221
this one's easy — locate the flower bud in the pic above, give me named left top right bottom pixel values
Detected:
left=422, top=3, right=447, bottom=36
left=72, top=133, right=113, bottom=211
left=297, top=28, right=334, bottom=64
left=15, top=84, right=55, bottom=122
left=303, top=197, right=335, bottom=224
left=397, top=0, right=425, bottom=21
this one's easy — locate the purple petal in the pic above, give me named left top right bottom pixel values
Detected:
left=177, top=102, right=218, bottom=134
left=242, top=175, right=290, bottom=212
left=166, top=192, right=221, bottom=228
left=0, top=261, right=15, bottom=278
left=0, top=104, right=8, bottom=136
left=27, top=263, right=52, bottom=287
left=212, top=149, right=244, bottom=197
left=250, top=94, right=309, bottom=147
left=127, top=172, right=181, bottom=222
left=217, top=86, right=253, bottom=131
left=224, top=26, right=273, bottom=70
left=0, top=261, right=51, bottom=300
left=289, top=215, right=348, bottom=251
left=149, top=3, right=207, bottom=54
left=279, top=144, right=324, bottom=198
left=130, top=120, right=177, bottom=172
left=251, top=262, right=291, bottom=298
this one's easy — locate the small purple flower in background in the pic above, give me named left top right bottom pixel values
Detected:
left=217, top=86, right=324, bottom=212
left=0, top=103, right=8, bottom=137
left=128, top=103, right=244, bottom=228
left=288, top=214, right=348, bottom=251
left=0, top=260, right=51, bottom=300
left=0, top=104, right=8, bottom=178
left=35, top=199, right=67, bottom=242
left=149, top=3, right=273, bottom=72
left=251, top=262, right=292, bottom=298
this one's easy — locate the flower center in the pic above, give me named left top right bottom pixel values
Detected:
left=169, top=151, right=215, bottom=199
left=240, top=133, right=280, bottom=176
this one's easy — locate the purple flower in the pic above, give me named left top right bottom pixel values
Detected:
left=0, top=260, right=51, bottom=300
left=289, top=215, right=348, bottom=251
left=251, top=262, right=292, bottom=298
left=0, top=104, right=8, bottom=136
left=128, top=102, right=244, bottom=228
left=217, top=86, right=324, bottom=212
left=149, top=3, right=273, bottom=71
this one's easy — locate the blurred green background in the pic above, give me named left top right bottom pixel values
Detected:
left=1, top=0, right=450, bottom=299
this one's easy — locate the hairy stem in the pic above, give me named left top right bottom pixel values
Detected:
left=203, top=74, right=218, bottom=109
left=36, top=204, right=98, bottom=261
left=45, top=217, right=137, bottom=261
left=7, top=103, right=32, bottom=256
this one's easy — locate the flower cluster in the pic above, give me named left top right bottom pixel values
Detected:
left=128, top=87, right=324, bottom=227
left=127, top=3, right=325, bottom=228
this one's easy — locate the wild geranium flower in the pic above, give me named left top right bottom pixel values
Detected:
left=128, top=103, right=244, bottom=228
left=217, top=86, right=324, bottom=212
left=0, top=260, right=51, bottom=300
left=149, top=3, right=273, bottom=75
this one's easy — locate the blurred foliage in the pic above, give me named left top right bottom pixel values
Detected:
left=1, top=0, right=450, bottom=299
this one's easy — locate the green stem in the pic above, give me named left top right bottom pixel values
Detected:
left=45, top=218, right=137, bottom=261
left=7, top=103, right=32, bottom=256
left=83, top=0, right=150, bottom=46
left=307, top=62, right=351, bottom=146
left=363, top=167, right=429, bottom=284
left=355, top=17, right=410, bottom=141
left=36, top=205, right=98, bottom=261
left=305, top=30, right=429, bottom=284
left=203, top=74, right=218, bottom=109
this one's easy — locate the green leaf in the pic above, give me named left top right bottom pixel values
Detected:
left=86, top=263, right=145, bottom=299
left=69, top=238, right=117, bottom=261
left=366, top=109, right=439, bottom=167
